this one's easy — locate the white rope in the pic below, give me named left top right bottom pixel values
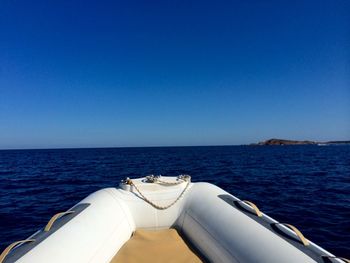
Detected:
left=146, top=174, right=190, bottom=186
left=127, top=175, right=191, bottom=210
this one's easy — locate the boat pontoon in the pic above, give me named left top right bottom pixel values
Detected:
left=1, top=175, right=348, bottom=263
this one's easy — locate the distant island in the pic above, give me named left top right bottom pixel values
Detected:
left=251, top=138, right=350, bottom=146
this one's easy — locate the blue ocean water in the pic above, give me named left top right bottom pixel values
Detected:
left=0, top=145, right=349, bottom=258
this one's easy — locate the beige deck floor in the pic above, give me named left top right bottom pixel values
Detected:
left=110, top=228, right=204, bottom=263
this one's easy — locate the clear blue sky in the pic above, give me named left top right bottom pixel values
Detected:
left=0, top=0, right=349, bottom=149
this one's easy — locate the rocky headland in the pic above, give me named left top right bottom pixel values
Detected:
left=252, top=138, right=350, bottom=146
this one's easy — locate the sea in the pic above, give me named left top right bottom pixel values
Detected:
left=0, top=145, right=349, bottom=258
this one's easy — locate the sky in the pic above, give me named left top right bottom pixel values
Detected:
left=0, top=0, right=349, bottom=149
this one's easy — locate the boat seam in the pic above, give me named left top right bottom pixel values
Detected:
left=103, top=189, right=134, bottom=231
left=184, top=210, right=241, bottom=263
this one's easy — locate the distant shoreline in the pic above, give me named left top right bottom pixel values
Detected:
left=251, top=138, right=350, bottom=146
left=1, top=141, right=349, bottom=151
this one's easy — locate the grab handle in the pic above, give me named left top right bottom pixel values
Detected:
left=239, top=200, right=263, bottom=217
left=0, top=239, right=35, bottom=263
left=45, top=210, right=74, bottom=232
left=322, top=256, right=350, bottom=263
left=277, top=223, right=309, bottom=246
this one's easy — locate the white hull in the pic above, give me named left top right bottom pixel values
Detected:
left=1, top=176, right=345, bottom=263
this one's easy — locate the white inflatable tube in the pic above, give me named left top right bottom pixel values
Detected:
left=3, top=176, right=343, bottom=263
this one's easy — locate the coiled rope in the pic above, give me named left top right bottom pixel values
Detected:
left=145, top=174, right=188, bottom=186
left=126, top=175, right=191, bottom=210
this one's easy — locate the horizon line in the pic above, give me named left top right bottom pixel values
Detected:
left=0, top=143, right=246, bottom=151
left=1, top=139, right=348, bottom=151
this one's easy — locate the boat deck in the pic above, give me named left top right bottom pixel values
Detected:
left=110, top=228, right=204, bottom=263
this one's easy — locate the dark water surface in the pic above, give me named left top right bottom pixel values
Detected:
left=0, top=146, right=349, bottom=258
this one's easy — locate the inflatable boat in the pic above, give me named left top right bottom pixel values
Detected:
left=1, top=175, right=348, bottom=263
